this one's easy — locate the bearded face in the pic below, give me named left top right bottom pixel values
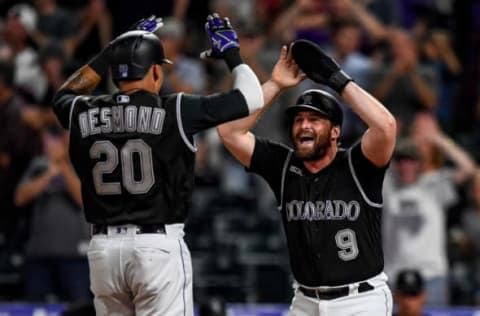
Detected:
left=291, top=111, right=336, bottom=161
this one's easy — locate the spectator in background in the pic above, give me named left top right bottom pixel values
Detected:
left=394, top=269, right=427, bottom=316
left=383, top=123, right=475, bottom=306
left=30, top=0, right=75, bottom=49
left=157, top=17, right=206, bottom=94
left=410, top=112, right=475, bottom=191
left=0, top=60, right=42, bottom=253
left=68, top=0, right=112, bottom=64
left=108, top=0, right=189, bottom=36
left=38, top=43, right=75, bottom=133
left=2, top=3, right=48, bottom=103
left=237, top=21, right=293, bottom=143
left=14, top=130, right=90, bottom=302
left=458, top=170, right=480, bottom=304
left=38, top=43, right=67, bottom=108
left=328, top=19, right=375, bottom=145
left=371, top=29, right=438, bottom=134
left=271, top=0, right=331, bottom=44
left=237, top=22, right=269, bottom=84
left=345, top=1, right=439, bottom=134
left=198, top=297, right=226, bottom=316
left=420, top=30, right=462, bottom=130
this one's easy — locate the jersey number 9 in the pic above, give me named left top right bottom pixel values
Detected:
left=335, top=228, right=359, bottom=261
left=90, top=139, right=155, bottom=195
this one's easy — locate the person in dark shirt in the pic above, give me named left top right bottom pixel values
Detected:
left=217, top=43, right=397, bottom=314
left=14, top=130, right=90, bottom=302
left=52, top=15, right=263, bottom=315
left=393, top=270, right=427, bottom=316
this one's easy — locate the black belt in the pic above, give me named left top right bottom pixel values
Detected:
left=299, top=281, right=374, bottom=300
left=92, top=224, right=166, bottom=235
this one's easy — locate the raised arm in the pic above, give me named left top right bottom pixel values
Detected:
left=291, top=39, right=396, bottom=167
left=412, top=113, right=475, bottom=183
left=53, top=16, right=165, bottom=128
left=348, top=1, right=389, bottom=42
left=217, top=45, right=305, bottom=167
left=15, top=164, right=59, bottom=207
left=342, top=83, right=397, bottom=167
left=200, top=13, right=263, bottom=114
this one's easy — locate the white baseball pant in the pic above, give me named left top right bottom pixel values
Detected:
left=288, top=272, right=393, bottom=316
left=87, top=224, right=193, bottom=316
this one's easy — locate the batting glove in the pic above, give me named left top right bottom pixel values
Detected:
left=129, top=15, right=164, bottom=33
left=200, top=13, right=239, bottom=59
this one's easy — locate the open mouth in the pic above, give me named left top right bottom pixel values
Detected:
left=298, top=135, right=315, bottom=146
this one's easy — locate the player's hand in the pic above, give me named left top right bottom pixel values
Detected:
left=271, top=44, right=306, bottom=89
left=200, top=13, right=239, bottom=59
left=128, top=15, right=164, bottom=33
left=108, top=15, right=164, bottom=51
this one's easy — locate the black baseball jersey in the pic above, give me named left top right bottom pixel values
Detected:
left=53, top=89, right=248, bottom=225
left=248, top=138, right=388, bottom=286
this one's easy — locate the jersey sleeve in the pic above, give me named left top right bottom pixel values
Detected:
left=247, top=137, right=291, bottom=202
left=179, top=89, right=249, bottom=135
left=349, top=141, right=389, bottom=206
left=52, top=89, right=81, bottom=129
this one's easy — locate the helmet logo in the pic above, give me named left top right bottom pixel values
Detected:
left=119, top=64, right=129, bottom=78
left=304, top=95, right=312, bottom=104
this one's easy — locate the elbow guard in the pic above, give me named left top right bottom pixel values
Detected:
left=232, top=64, right=263, bottom=114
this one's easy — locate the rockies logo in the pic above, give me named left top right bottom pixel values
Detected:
left=213, top=38, right=222, bottom=50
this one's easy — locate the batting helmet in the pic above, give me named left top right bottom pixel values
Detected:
left=286, top=89, right=343, bottom=127
left=110, top=30, right=172, bottom=82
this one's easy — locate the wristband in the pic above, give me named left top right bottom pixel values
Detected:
left=223, top=48, right=243, bottom=71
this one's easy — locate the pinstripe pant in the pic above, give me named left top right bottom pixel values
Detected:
left=289, top=273, right=393, bottom=316
left=87, top=224, right=193, bottom=316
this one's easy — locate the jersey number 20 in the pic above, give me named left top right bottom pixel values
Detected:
left=90, top=139, right=155, bottom=195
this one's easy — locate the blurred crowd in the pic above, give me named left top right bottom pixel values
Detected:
left=1, top=0, right=480, bottom=310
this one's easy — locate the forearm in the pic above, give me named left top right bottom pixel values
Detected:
left=216, top=79, right=283, bottom=167
left=351, top=2, right=389, bottom=42
left=59, top=163, right=83, bottom=206
left=442, top=52, right=462, bottom=75
left=434, top=134, right=476, bottom=179
left=343, top=82, right=395, bottom=130
left=410, top=72, right=437, bottom=110
left=14, top=174, right=52, bottom=207
left=173, top=0, right=189, bottom=20
left=67, top=18, right=96, bottom=55
left=243, top=58, right=269, bottom=83
left=372, top=71, right=398, bottom=101
left=97, top=12, right=113, bottom=47
left=218, top=79, right=282, bottom=136
left=294, top=14, right=329, bottom=29
left=342, top=82, right=396, bottom=165
left=58, top=41, right=110, bottom=95
left=58, top=65, right=101, bottom=95
left=30, top=31, right=49, bottom=47
left=271, top=3, right=300, bottom=39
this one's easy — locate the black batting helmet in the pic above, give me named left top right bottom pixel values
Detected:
left=110, top=30, right=172, bottom=82
left=285, top=89, right=343, bottom=127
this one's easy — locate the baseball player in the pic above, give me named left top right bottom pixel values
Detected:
left=52, top=14, right=263, bottom=315
left=217, top=42, right=397, bottom=315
